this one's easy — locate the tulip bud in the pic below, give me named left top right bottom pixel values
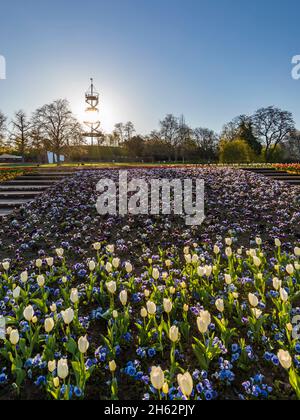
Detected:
left=112, top=258, right=120, bottom=269
left=169, top=287, right=176, bottom=295
left=46, top=257, right=54, bottom=267
left=35, top=259, right=43, bottom=268
left=213, top=245, right=220, bottom=255
left=119, top=290, right=128, bottom=306
left=144, top=289, right=150, bottom=298
left=2, top=261, right=10, bottom=271
left=20, top=271, right=28, bottom=283
left=225, top=247, right=232, bottom=258
left=106, top=281, right=117, bottom=295
left=78, top=336, right=89, bottom=354
left=286, top=264, right=294, bottom=276
left=225, top=274, right=232, bottom=285
left=89, top=260, right=96, bottom=271
left=112, top=310, right=118, bottom=319
left=163, top=299, right=173, bottom=314
left=278, top=350, right=292, bottom=370
left=253, top=256, right=261, bottom=267
left=152, top=268, right=160, bottom=280
left=56, top=248, right=64, bottom=257
left=50, top=303, right=57, bottom=313
left=70, top=288, right=79, bottom=304
left=177, top=372, right=193, bottom=397
left=146, top=301, right=157, bottom=315
left=215, top=298, right=224, bottom=313
left=105, top=262, right=113, bottom=273
left=109, top=360, right=117, bottom=372
left=9, top=329, right=19, bottom=346
left=32, top=316, right=38, bottom=324
left=125, top=262, right=133, bottom=273
left=23, top=305, right=34, bottom=322
left=13, top=286, right=21, bottom=299
left=106, top=245, right=115, bottom=254
left=183, top=304, right=189, bottom=312
left=150, top=366, right=164, bottom=390
left=57, top=359, right=69, bottom=380
left=252, top=308, right=262, bottom=319
left=256, top=238, right=262, bottom=246
left=280, top=288, right=289, bottom=303
left=53, top=377, right=60, bottom=388
left=275, top=239, right=281, bottom=247
left=273, top=277, right=282, bottom=291
left=45, top=318, right=55, bottom=333
left=48, top=360, right=56, bottom=373
left=169, top=325, right=179, bottom=343
left=140, top=307, right=148, bottom=318
left=248, top=293, right=259, bottom=308
left=37, top=275, right=45, bottom=288
left=162, top=383, right=169, bottom=395
left=61, top=308, right=74, bottom=325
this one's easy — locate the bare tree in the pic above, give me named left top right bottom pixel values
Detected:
left=252, top=106, right=295, bottom=162
left=114, top=123, right=125, bottom=145
left=0, top=111, right=7, bottom=147
left=10, top=110, right=32, bottom=162
left=159, top=114, right=179, bottom=146
left=124, top=121, right=135, bottom=141
left=194, top=127, right=218, bottom=160
left=33, top=99, right=82, bottom=164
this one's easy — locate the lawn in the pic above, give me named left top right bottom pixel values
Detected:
left=0, top=167, right=299, bottom=400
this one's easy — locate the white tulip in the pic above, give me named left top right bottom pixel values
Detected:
left=23, top=305, right=34, bottom=322
left=213, top=245, right=220, bottom=255
left=295, top=247, right=300, bottom=257
left=89, top=261, right=96, bottom=271
left=106, top=245, right=115, bottom=254
left=112, top=258, right=120, bottom=269
left=37, top=275, right=45, bottom=288
left=44, top=318, right=55, bottom=333
left=278, top=350, right=292, bottom=370
left=225, top=274, right=232, bottom=285
left=105, top=262, right=113, bottom=273
left=56, top=248, right=64, bottom=257
left=280, top=288, right=289, bottom=303
left=93, top=242, right=101, bottom=251
left=146, top=301, right=157, bottom=315
left=169, top=325, right=179, bottom=343
left=150, top=366, right=164, bottom=390
left=225, top=238, right=232, bottom=246
left=286, top=264, right=294, bottom=276
left=48, top=360, right=56, bottom=373
left=13, top=286, right=21, bottom=299
left=248, top=293, right=259, bottom=308
left=152, top=268, right=160, bottom=280
left=177, top=372, right=193, bottom=397
left=20, top=271, right=28, bottom=283
left=61, top=308, right=74, bottom=325
left=46, top=257, right=54, bottom=267
left=275, top=239, right=281, bottom=247
left=106, top=281, right=117, bottom=295
left=9, top=329, right=19, bottom=346
left=163, top=298, right=173, bottom=314
left=273, top=277, right=282, bottom=291
left=70, top=288, right=79, bottom=304
left=119, top=290, right=128, bottom=306
left=78, top=336, right=89, bottom=354
left=2, top=261, right=10, bottom=271
left=125, top=262, right=133, bottom=273
left=57, top=359, right=69, bottom=379
left=215, top=299, right=224, bottom=313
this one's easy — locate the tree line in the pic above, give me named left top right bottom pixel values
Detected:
left=0, top=100, right=299, bottom=163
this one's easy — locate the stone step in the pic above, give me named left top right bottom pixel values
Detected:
left=0, top=199, right=31, bottom=208
left=35, top=172, right=75, bottom=176
left=17, top=176, right=66, bottom=181
left=0, top=185, right=48, bottom=191
left=3, top=180, right=58, bottom=186
left=0, top=191, right=42, bottom=199
left=269, top=176, right=300, bottom=181
left=0, top=208, right=12, bottom=217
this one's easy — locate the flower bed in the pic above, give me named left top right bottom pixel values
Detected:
left=0, top=167, right=299, bottom=400
left=0, top=240, right=299, bottom=400
left=273, top=164, right=300, bottom=174
left=0, top=168, right=34, bottom=183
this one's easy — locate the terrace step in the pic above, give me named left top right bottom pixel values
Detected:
left=17, top=176, right=67, bottom=181
left=0, top=199, right=32, bottom=208
left=3, top=180, right=58, bottom=186
left=0, top=185, right=48, bottom=191
left=0, top=191, right=42, bottom=199
left=0, top=208, right=12, bottom=217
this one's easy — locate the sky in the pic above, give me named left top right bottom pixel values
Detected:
left=0, top=0, right=300, bottom=134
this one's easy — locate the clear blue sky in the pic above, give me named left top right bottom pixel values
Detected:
left=0, top=0, right=300, bottom=134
